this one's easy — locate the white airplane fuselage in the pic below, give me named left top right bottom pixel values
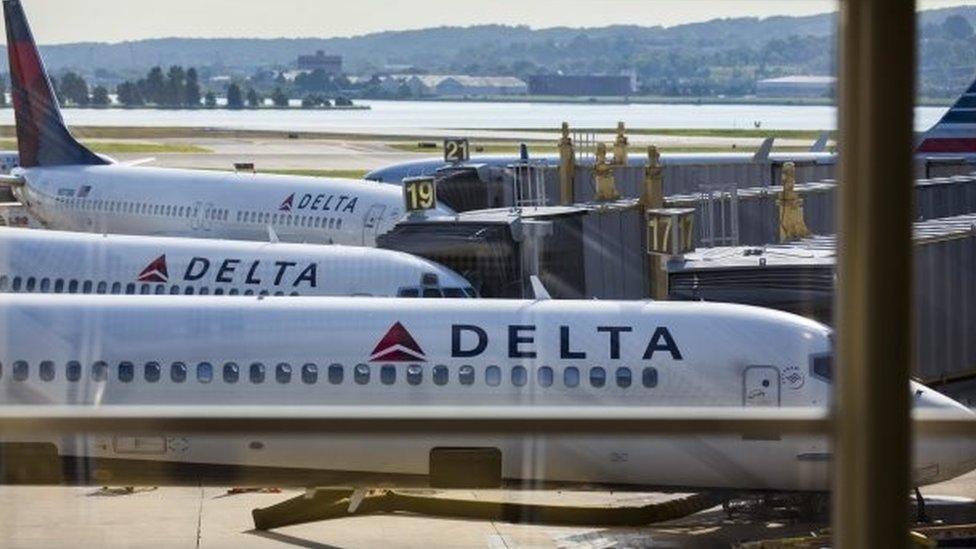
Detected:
left=0, top=227, right=475, bottom=298
left=12, top=164, right=412, bottom=247
left=1, top=295, right=973, bottom=492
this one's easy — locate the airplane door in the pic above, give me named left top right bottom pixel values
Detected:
left=362, top=204, right=386, bottom=244
left=190, top=200, right=203, bottom=231
left=743, top=366, right=781, bottom=407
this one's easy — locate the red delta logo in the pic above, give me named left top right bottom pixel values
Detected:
left=279, top=193, right=295, bottom=212
left=137, top=254, right=169, bottom=283
left=370, top=322, right=426, bottom=362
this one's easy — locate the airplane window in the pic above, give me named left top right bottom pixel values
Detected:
left=328, top=364, right=344, bottom=384
left=153, top=205, right=159, bottom=215
left=273, top=291, right=284, bottom=297
left=511, top=366, right=528, bottom=387
left=564, top=367, right=580, bottom=388
left=0, top=275, right=8, bottom=290
left=236, top=211, right=242, bottom=222
left=249, top=362, right=266, bottom=384
left=145, top=362, right=161, bottom=383
left=811, top=354, right=833, bottom=382
left=259, top=290, right=269, bottom=297
left=459, top=365, right=475, bottom=386
left=68, top=280, right=79, bottom=293
left=272, top=214, right=279, bottom=224
left=197, top=362, right=213, bottom=383
left=184, top=286, right=194, bottom=295
left=66, top=361, right=81, bottom=382
left=125, top=283, right=135, bottom=294
left=615, top=367, right=632, bottom=388
left=354, top=364, right=370, bottom=385
left=92, top=361, right=108, bottom=382
left=404, top=364, right=423, bottom=386
left=96, top=281, right=107, bottom=294
left=25, top=277, right=36, bottom=291
left=170, top=286, right=180, bottom=295
left=642, top=367, right=659, bottom=388
left=82, top=280, right=93, bottom=294
left=229, top=289, right=240, bottom=296
left=223, top=362, right=239, bottom=383
left=301, top=363, right=317, bottom=384
left=11, top=277, right=21, bottom=292
left=244, top=290, right=254, bottom=296
left=433, top=365, right=449, bottom=386
left=398, top=288, right=420, bottom=298
left=590, top=367, right=607, bottom=388
left=276, top=363, right=292, bottom=383
left=39, top=360, right=55, bottom=382
left=443, top=288, right=466, bottom=298
left=314, top=218, right=321, bottom=228
left=39, top=278, right=50, bottom=292
left=199, top=288, right=210, bottom=295
left=12, top=360, right=28, bottom=382
left=380, top=365, right=396, bottom=385
left=328, top=218, right=335, bottom=229
left=110, top=282, right=121, bottom=294
left=178, top=206, right=184, bottom=217
left=165, top=205, right=172, bottom=216
left=213, top=288, right=225, bottom=295
left=140, top=284, right=150, bottom=295
left=485, top=365, right=501, bottom=386
left=155, top=285, right=165, bottom=295
left=118, top=361, right=134, bottom=383
left=170, top=362, right=187, bottom=383
left=290, top=291, right=299, bottom=296
left=336, top=219, right=342, bottom=229
left=537, top=366, right=554, bottom=387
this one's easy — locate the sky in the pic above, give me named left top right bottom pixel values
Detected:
left=9, top=0, right=975, bottom=44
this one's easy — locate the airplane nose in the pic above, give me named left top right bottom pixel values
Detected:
left=912, top=384, right=976, bottom=484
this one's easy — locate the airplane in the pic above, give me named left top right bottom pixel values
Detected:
left=364, top=76, right=976, bottom=185
left=0, top=227, right=477, bottom=298
left=0, top=0, right=448, bottom=247
left=0, top=293, right=972, bottom=495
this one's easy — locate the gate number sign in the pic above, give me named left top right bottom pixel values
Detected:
left=444, top=138, right=470, bottom=163
left=403, top=177, right=437, bottom=212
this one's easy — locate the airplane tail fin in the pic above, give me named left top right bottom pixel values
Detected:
left=916, top=75, right=976, bottom=155
left=4, top=0, right=107, bottom=167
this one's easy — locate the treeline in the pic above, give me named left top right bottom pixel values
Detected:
left=49, top=66, right=356, bottom=109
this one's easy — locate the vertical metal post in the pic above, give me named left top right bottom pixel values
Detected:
left=835, top=1, right=916, bottom=548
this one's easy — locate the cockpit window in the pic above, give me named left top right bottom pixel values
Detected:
left=810, top=354, right=833, bottom=382
left=398, top=288, right=420, bottom=298
left=443, top=288, right=466, bottom=298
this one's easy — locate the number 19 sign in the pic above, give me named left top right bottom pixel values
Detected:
left=403, top=176, right=438, bottom=212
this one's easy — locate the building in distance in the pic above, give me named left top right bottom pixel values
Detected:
left=382, top=74, right=528, bottom=97
left=297, top=50, right=343, bottom=75
left=756, top=75, right=836, bottom=98
left=528, top=74, right=635, bottom=96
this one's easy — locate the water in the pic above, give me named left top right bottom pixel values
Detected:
left=0, top=100, right=949, bottom=134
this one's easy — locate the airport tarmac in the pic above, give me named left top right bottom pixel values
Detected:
left=0, top=471, right=972, bottom=548
left=76, top=130, right=823, bottom=174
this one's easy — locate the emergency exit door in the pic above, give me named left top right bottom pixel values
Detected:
left=743, top=366, right=781, bottom=406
